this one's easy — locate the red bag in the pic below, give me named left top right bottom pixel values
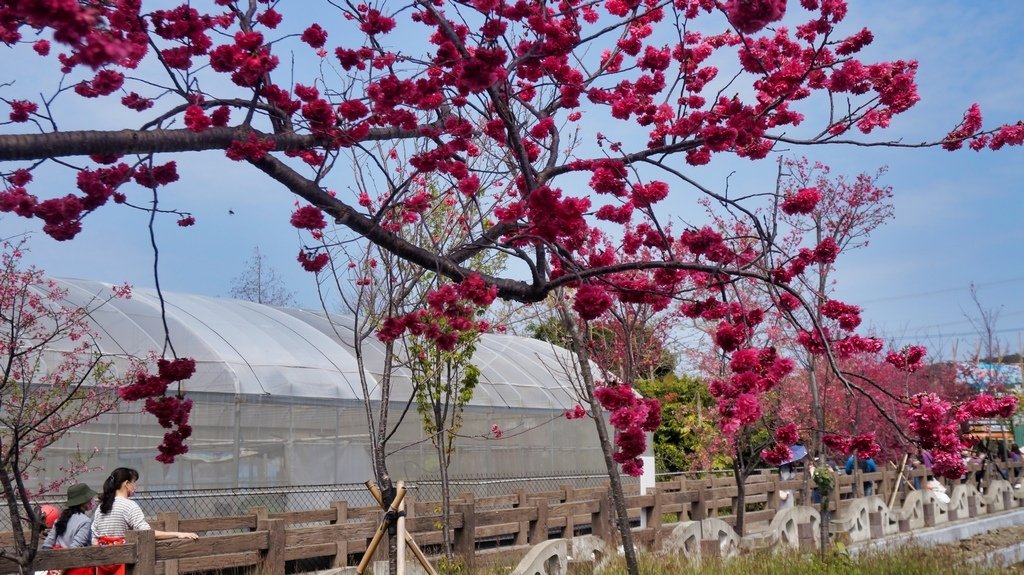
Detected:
left=95, top=536, right=126, bottom=575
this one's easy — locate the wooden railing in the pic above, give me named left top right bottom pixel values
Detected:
left=3, top=459, right=1019, bottom=573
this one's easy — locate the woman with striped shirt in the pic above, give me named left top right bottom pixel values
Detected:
left=91, top=468, right=198, bottom=575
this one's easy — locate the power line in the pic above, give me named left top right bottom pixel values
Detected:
left=857, top=276, right=1024, bottom=304
left=898, top=309, right=1024, bottom=332
left=884, top=326, right=1024, bottom=342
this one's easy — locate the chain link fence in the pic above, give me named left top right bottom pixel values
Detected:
left=5, top=471, right=626, bottom=529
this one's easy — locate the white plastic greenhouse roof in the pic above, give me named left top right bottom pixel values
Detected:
left=48, top=278, right=585, bottom=410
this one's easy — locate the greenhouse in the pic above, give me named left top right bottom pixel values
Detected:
left=33, top=278, right=611, bottom=494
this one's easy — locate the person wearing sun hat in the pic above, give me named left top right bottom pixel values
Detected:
left=42, top=483, right=98, bottom=555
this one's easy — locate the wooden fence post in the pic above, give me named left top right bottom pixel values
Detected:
left=591, top=490, right=614, bottom=546
left=452, top=501, right=475, bottom=572
left=156, top=511, right=179, bottom=575
left=257, top=518, right=285, bottom=575
left=125, top=529, right=155, bottom=575
left=646, top=488, right=663, bottom=549
left=331, top=501, right=349, bottom=568
left=529, top=497, right=549, bottom=544
left=249, top=506, right=269, bottom=527
left=691, top=483, right=709, bottom=521
left=515, top=489, right=529, bottom=545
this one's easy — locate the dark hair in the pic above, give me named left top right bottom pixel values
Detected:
left=99, top=468, right=139, bottom=514
left=53, top=505, right=87, bottom=538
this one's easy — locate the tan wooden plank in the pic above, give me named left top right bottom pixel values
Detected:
left=155, top=532, right=267, bottom=560
left=177, top=551, right=260, bottom=573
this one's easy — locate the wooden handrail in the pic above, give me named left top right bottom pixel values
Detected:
left=1, top=460, right=1020, bottom=572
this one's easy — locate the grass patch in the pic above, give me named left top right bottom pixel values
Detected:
left=472, top=544, right=1024, bottom=574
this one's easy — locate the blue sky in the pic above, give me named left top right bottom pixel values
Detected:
left=2, top=1, right=1022, bottom=362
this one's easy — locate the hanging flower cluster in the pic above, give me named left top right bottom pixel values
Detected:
left=885, top=345, right=927, bottom=372
left=119, top=358, right=196, bottom=463
left=564, top=404, right=587, bottom=419
left=377, top=274, right=496, bottom=352
left=899, top=392, right=1017, bottom=478
left=821, top=432, right=882, bottom=461
left=780, top=187, right=822, bottom=215
left=724, top=0, right=787, bottom=35
left=761, top=423, right=802, bottom=465
left=1, top=161, right=181, bottom=240
left=710, top=346, right=795, bottom=436
left=593, top=383, right=661, bottom=477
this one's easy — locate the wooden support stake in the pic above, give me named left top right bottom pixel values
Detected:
left=361, top=480, right=437, bottom=575
left=396, top=497, right=406, bottom=575
left=356, top=482, right=407, bottom=575
left=888, top=454, right=909, bottom=509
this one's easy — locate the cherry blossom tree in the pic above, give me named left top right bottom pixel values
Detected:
left=0, top=240, right=138, bottom=573
left=1, top=2, right=1022, bottom=572
left=771, top=157, right=894, bottom=459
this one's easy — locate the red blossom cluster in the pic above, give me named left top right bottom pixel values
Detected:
left=820, top=299, right=862, bottom=331
left=0, top=0, right=148, bottom=72
left=564, top=404, right=587, bottom=419
left=710, top=346, right=795, bottom=436
left=593, top=384, right=661, bottom=477
left=572, top=283, right=612, bottom=321
left=821, top=432, right=881, bottom=460
left=724, top=0, right=786, bottom=34
left=376, top=274, right=496, bottom=352
left=290, top=205, right=327, bottom=230
left=899, top=392, right=1018, bottom=478
left=780, top=187, right=821, bottom=215
left=119, top=357, right=197, bottom=463
left=885, top=345, right=927, bottom=372
left=297, top=250, right=330, bottom=273
left=772, top=237, right=840, bottom=283
left=1, top=161, right=177, bottom=240
left=761, top=423, right=802, bottom=464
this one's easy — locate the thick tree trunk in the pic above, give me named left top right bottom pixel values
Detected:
left=0, top=464, right=34, bottom=575
left=557, top=309, right=640, bottom=575
left=438, top=445, right=453, bottom=559
left=587, top=390, right=640, bottom=575
left=733, top=459, right=747, bottom=535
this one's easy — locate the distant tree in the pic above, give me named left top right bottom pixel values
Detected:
left=0, top=240, right=138, bottom=574
left=635, top=373, right=727, bottom=474
left=229, top=246, right=297, bottom=306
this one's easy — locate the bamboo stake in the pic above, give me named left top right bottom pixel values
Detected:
left=396, top=497, right=406, bottom=575
left=357, top=482, right=407, bottom=575
left=361, top=480, right=438, bottom=575
left=888, top=453, right=909, bottom=509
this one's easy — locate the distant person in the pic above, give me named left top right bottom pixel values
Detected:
left=92, top=468, right=198, bottom=575
left=845, top=455, right=877, bottom=496
left=925, top=477, right=951, bottom=505
left=41, top=483, right=97, bottom=575
left=39, top=504, right=60, bottom=531
left=1011, top=444, right=1023, bottom=488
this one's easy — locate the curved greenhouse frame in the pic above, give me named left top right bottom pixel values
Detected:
left=34, top=279, right=610, bottom=492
